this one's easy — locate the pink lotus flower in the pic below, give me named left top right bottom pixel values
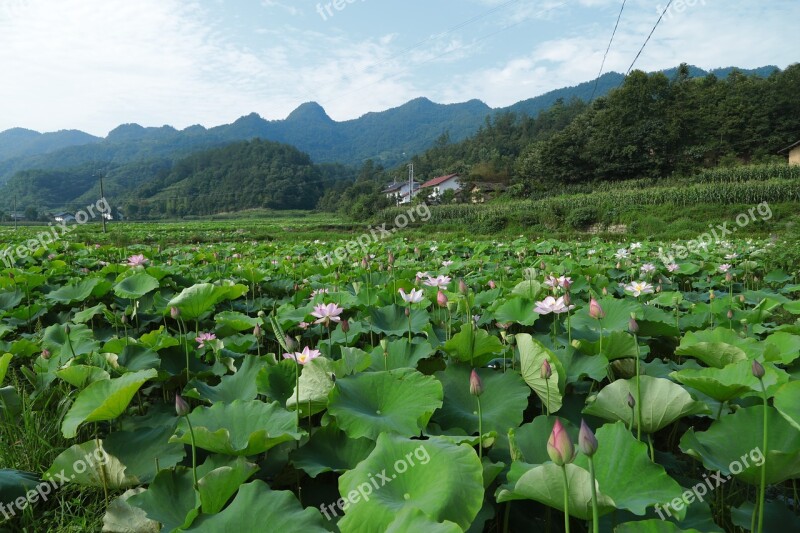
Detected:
left=311, top=303, right=344, bottom=325
left=544, top=275, right=572, bottom=289
left=196, top=332, right=216, bottom=349
left=719, top=264, right=732, bottom=273
left=547, top=419, right=575, bottom=466
left=534, top=296, right=574, bottom=315
left=424, top=275, right=451, bottom=290
left=310, top=288, right=329, bottom=298
left=667, top=263, right=680, bottom=273
left=127, top=254, right=147, bottom=267
left=283, top=346, right=321, bottom=365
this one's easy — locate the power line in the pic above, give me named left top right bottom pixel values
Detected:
left=590, top=0, right=627, bottom=101
left=621, top=0, right=674, bottom=83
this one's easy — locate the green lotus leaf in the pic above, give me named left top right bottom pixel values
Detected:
left=114, top=272, right=160, bottom=299
left=117, top=345, right=161, bottom=372
left=495, top=416, right=578, bottom=465
left=0, top=290, right=23, bottom=311
left=42, top=322, right=101, bottom=359
left=559, top=348, right=609, bottom=384
left=290, top=424, right=376, bottom=478
left=511, top=279, right=542, bottom=300
left=170, top=400, right=302, bottom=456
left=286, top=356, right=337, bottom=416
left=328, top=368, right=443, bottom=440
left=615, top=519, right=705, bottom=533
left=774, top=381, right=800, bottom=431
left=493, top=297, right=537, bottom=326
left=255, top=359, right=297, bottom=405
left=167, top=283, right=241, bottom=320
left=337, top=434, right=484, bottom=532
left=196, top=456, right=258, bottom=514
left=368, top=338, right=435, bottom=370
left=578, top=330, right=647, bottom=361
left=73, top=303, right=106, bottom=324
left=104, top=424, right=185, bottom=483
left=583, top=376, right=710, bottom=433
left=45, top=440, right=140, bottom=489
left=46, top=278, right=100, bottom=304
left=675, top=328, right=762, bottom=368
left=571, top=297, right=641, bottom=333
left=185, top=356, right=269, bottom=403
left=183, top=480, right=327, bottom=532
left=517, top=333, right=565, bottom=414
left=369, top=304, right=430, bottom=336
left=0, top=469, right=40, bottom=505
left=573, top=422, right=684, bottom=516
left=730, top=500, right=800, bottom=532
left=497, top=462, right=616, bottom=520
left=385, top=507, right=463, bottom=533
left=679, top=405, right=800, bottom=485
left=432, top=364, right=530, bottom=436
left=0, top=352, right=12, bottom=385
left=102, top=488, right=161, bottom=533
left=214, top=311, right=259, bottom=332
left=763, top=332, right=800, bottom=364
left=61, top=369, right=158, bottom=438
left=127, top=467, right=200, bottom=532
left=443, top=325, right=505, bottom=366
left=671, top=359, right=788, bottom=402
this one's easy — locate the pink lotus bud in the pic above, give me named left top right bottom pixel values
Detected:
left=175, top=394, right=190, bottom=417
left=563, top=292, right=571, bottom=306
left=541, top=359, right=552, bottom=380
left=725, top=272, right=732, bottom=283
left=361, top=258, right=369, bottom=269
left=627, top=393, right=636, bottom=408
left=727, top=309, right=734, bottom=320
left=601, top=287, right=608, bottom=296
left=589, top=298, right=605, bottom=319
left=488, top=280, right=496, bottom=290
left=547, top=419, right=575, bottom=466
left=469, top=369, right=483, bottom=397
left=752, top=359, right=765, bottom=379
left=341, top=319, right=350, bottom=333
left=578, top=419, right=598, bottom=457
left=629, top=314, right=639, bottom=334
left=170, top=306, right=180, bottom=320
left=41, top=349, right=51, bottom=360
left=436, top=290, right=448, bottom=308
left=388, top=252, right=395, bottom=265
left=253, top=324, right=262, bottom=338
left=458, top=278, right=468, bottom=295
left=405, top=307, right=410, bottom=317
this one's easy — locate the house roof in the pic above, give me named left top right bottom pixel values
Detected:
left=778, top=140, right=800, bottom=154
left=421, top=174, right=459, bottom=188
left=382, top=183, right=403, bottom=193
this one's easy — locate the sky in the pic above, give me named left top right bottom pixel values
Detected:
left=0, top=0, right=797, bottom=136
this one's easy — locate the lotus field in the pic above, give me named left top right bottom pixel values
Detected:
left=2, top=235, right=800, bottom=532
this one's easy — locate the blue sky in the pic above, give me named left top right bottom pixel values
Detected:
left=0, top=0, right=797, bottom=136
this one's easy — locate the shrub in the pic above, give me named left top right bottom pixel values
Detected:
left=566, top=206, right=599, bottom=230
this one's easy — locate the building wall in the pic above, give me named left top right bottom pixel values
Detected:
left=790, top=147, right=800, bottom=166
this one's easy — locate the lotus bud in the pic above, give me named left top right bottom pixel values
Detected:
left=602, top=287, right=608, bottom=296
left=414, top=247, right=420, bottom=255
left=626, top=392, right=636, bottom=408
left=405, top=307, right=410, bottom=317
left=727, top=309, right=734, bottom=320
left=341, top=319, right=350, bottom=333
left=469, top=369, right=483, bottom=397
left=458, top=278, right=468, bottom=295
left=547, top=419, right=575, bottom=466
left=589, top=298, right=605, bottom=320
left=253, top=323, right=262, bottom=338
left=563, top=292, right=571, bottom=306
left=41, top=349, right=51, bottom=360
left=488, top=280, right=496, bottom=290
left=578, top=419, right=598, bottom=457
left=616, top=262, right=621, bottom=269
left=64, top=324, right=71, bottom=334
left=175, top=394, right=190, bottom=417
left=257, top=310, right=266, bottom=318
left=725, top=272, right=733, bottom=283
left=121, top=314, right=128, bottom=325
left=752, top=359, right=765, bottom=380
left=380, top=338, right=389, bottom=355
left=709, top=290, right=715, bottom=300
left=628, top=314, right=639, bottom=334
left=436, top=290, right=448, bottom=308
left=541, top=359, right=552, bottom=380
left=739, top=295, right=745, bottom=303
left=170, top=306, right=180, bottom=320
left=571, top=339, right=581, bottom=349
left=387, top=252, right=395, bottom=265
left=361, top=258, right=369, bottom=269
left=540, top=261, right=546, bottom=270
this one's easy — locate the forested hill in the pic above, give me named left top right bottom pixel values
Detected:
left=321, top=64, right=800, bottom=219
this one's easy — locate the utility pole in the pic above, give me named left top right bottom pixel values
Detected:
left=407, top=163, right=414, bottom=203
left=13, top=195, right=16, bottom=230
left=99, top=172, right=107, bottom=233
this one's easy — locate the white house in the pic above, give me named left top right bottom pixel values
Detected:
left=420, top=174, right=462, bottom=200
left=53, top=212, right=76, bottom=223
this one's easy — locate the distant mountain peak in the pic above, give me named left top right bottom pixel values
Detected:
left=286, top=102, right=333, bottom=123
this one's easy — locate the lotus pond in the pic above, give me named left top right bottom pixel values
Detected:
left=1, top=233, right=799, bottom=532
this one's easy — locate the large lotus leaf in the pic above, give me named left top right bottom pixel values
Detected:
left=517, top=333, right=565, bottom=413
left=102, top=488, right=161, bottom=533
left=117, top=345, right=161, bottom=372
left=104, top=424, right=185, bottom=483
left=571, top=297, right=641, bottom=333
left=670, top=359, right=788, bottom=402
left=286, top=356, right=337, bottom=416
left=493, top=416, right=578, bottom=465
left=368, top=338, right=435, bottom=371
left=764, top=332, right=800, bottom=364
left=369, top=304, right=430, bottom=336
left=255, top=359, right=296, bottom=405
left=338, top=346, right=373, bottom=374
left=0, top=289, right=23, bottom=311
left=432, top=364, right=530, bottom=435
left=42, top=322, right=101, bottom=358
left=46, top=278, right=100, bottom=304
left=185, top=356, right=269, bottom=403
left=583, top=376, right=710, bottom=433
left=183, top=480, right=327, bottom=532
left=775, top=381, right=800, bottom=431
left=45, top=440, right=140, bottom=489
left=573, top=422, right=684, bottom=516
left=511, top=280, right=542, bottom=300
left=73, top=303, right=107, bottom=324
left=674, top=328, right=762, bottom=368
left=385, top=507, right=462, bottom=533
left=127, top=468, right=200, bottom=532
left=730, top=500, right=800, bottom=532
left=328, top=368, right=443, bottom=440
left=56, top=365, right=110, bottom=389
left=167, top=283, right=240, bottom=320
left=62, top=369, right=158, bottom=438
left=196, top=456, right=258, bottom=514
left=493, top=297, right=538, bottom=326
left=578, top=330, right=647, bottom=361
left=170, top=400, right=302, bottom=456
left=214, top=311, right=259, bottom=332
left=443, top=325, right=505, bottom=367
left=0, top=469, right=40, bottom=505
left=114, top=272, right=160, bottom=299
left=497, top=462, right=616, bottom=520
left=558, top=347, right=609, bottom=384
left=679, top=405, right=800, bottom=485
left=290, top=424, right=376, bottom=477
left=615, top=520, right=705, bottom=533
left=337, top=434, right=484, bottom=532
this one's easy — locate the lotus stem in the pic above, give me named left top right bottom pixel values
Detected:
left=185, top=416, right=198, bottom=491
left=588, top=456, right=599, bottom=533
left=756, top=379, right=768, bottom=533
left=561, top=465, right=570, bottom=533
left=634, top=332, right=642, bottom=442
left=476, top=396, right=483, bottom=460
